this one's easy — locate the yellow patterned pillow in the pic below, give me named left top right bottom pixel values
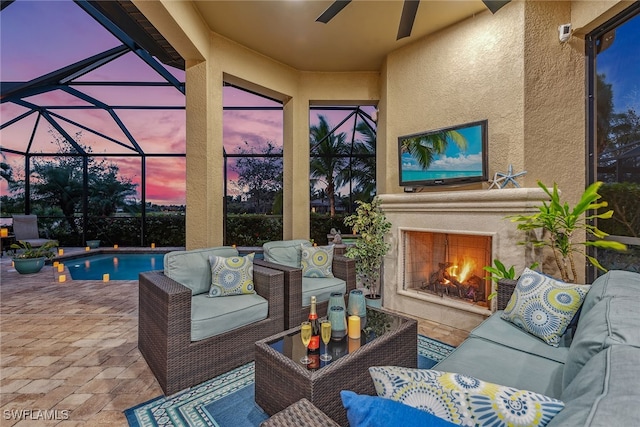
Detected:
left=369, top=366, right=565, bottom=427
left=501, top=268, right=590, bottom=346
left=301, top=244, right=334, bottom=278
left=208, top=253, right=255, bottom=297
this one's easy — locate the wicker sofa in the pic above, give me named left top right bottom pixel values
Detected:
left=138, top=246, right=284, bottom=395
left=254, top=239, right=356, bottom=329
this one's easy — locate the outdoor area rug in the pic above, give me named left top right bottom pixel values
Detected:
left=125, top=335, right=455, bottom=427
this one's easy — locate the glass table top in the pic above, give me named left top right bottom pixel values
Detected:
left=267, top=307, right=410, bottom=370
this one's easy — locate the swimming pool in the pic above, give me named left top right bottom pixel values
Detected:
left=68, top=253, right=165, bottom=280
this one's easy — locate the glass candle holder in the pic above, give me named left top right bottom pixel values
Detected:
left=328, top=292, right=346, bottom=312
left=327, top=306, right=347, bottom=341
left=347, top=289, right=367, bottom=329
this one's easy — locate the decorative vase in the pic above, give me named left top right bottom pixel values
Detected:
left=347, top=289, right=367, bottom=329
left=328, top=306, right=347, bottom=341
left=13, top=257, right=46, bottom=274
left=328, top=292, right=346, bottom=311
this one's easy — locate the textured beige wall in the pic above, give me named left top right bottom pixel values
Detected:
left=381, top=3, right=526, bottom=194
left=136, top=0, right=630, bottom=253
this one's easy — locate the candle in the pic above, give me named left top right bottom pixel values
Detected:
left=58, top=248, right=64, bottom=256
left=113, top=244, right=119, bottom=249
left=0, top=228, right=8, bottom=237
left=57, top=264, right=64, bottom=273
left=103, top=274, right=109, bottom=282
left=53, top=261, right=59, bottom=268
left=151, top=243, right=156, bottom=249
left=348, top=315, right=361, bottom=339
left=58, top=274, right=66, bottom=283
left=85, top=246, right=90, bottom=251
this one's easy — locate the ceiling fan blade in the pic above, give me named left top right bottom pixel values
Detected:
left=482, top=0, right=511, bottom=14
left=397, top=0, right=420, bottom=40
left=316, top=0, right=352, bottom=24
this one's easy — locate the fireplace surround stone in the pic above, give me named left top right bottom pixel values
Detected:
left=379, top=188, right=549, bottom=331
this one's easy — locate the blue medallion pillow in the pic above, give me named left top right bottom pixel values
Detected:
left=340, top=390, right=457, bottom=427
left=501, top=268, right=590, bottom=346
left=301, top=244, right=334, bottom=278
left=208, top=253, right=255, bottom=297
left=369, top=366, right=565, bottom=427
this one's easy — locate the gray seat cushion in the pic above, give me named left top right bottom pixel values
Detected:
left=550, top=345, right=640, bottom=426
left=164, top=246, right=238, bottom=295
left=301, top=277, right=346, bottom=307
left=433, top=336, right=565, bottom=398
left=470, top=312, right=571, bottom=364
left=191, top=293, right=268, bottom=341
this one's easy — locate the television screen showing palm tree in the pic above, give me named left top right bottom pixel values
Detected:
left=398, top=119, right=488, bottom=187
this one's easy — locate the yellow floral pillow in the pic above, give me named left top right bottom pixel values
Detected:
left=369, top=366, right=565, bottom=427
left=208, top=253, right=255, bottom=297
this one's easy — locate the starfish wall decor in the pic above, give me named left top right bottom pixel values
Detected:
left=488, top=164, right=527, bottom=189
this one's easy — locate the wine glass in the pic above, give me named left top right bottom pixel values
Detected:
left=300, top=321, right=312, bottom=365
left=320, top=320, right=332, bottom=362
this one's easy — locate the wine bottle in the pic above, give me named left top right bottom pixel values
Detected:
left=307, top=296, right=320, bottom=353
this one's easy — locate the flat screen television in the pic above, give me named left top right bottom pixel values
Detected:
left=398, top=119, right=488, bottom=187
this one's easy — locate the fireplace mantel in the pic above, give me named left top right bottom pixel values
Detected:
left=378, top=188, right=549, bottom=331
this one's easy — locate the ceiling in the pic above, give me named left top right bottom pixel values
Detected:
left=191, top=1, right=491, bottom=72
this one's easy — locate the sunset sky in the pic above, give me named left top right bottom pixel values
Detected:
left=1, top=0, right=371, bottom=207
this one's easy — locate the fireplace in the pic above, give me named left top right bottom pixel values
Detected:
left=402, top=230, right=492, bottom=307
left=378, top=188, right=549, bottom=331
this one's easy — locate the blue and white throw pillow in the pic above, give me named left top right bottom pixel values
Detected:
left=208, top=253, right=255, bottom=297
left=501, top=268, right=590, bottom=346
left=369, top=366, right=565, bottom=427
left=301, top=244, right=334, bottom=278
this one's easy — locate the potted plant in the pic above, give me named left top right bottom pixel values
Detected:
left=508, top=181, right=627, bottom=283
left=343, top=197, right=392, bottom=307
left=10, top=240, right=59, bottom=274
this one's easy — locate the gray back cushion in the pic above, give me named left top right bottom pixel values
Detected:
left=580, top=270, right=640, bottom=317
left=164, top=246, right=239, bottom=295
left=263, top=239, right=311, bottom=268
left=562, top=295, right=640, bottom=388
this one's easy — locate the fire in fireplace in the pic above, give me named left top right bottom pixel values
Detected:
left=402, top=230, right=492, bottom=306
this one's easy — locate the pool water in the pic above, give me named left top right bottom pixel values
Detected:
left=68, top=253, right=164, bottom=280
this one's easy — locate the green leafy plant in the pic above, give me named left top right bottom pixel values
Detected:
left=11, top=240, right=59, bottom=260
left=343, top=197, right=392, bottom=298
left=508, top=181, right=627, bottom=283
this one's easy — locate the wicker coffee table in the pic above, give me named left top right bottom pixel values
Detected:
left=255, top=307, right=417, bottom=426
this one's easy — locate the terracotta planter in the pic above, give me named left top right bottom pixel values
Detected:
left=13, top=257, right=46, bottom=274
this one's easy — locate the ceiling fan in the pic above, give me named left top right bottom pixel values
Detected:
left=316, top=0, right=512, bottom=41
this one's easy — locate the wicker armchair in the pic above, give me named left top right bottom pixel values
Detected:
left=138, top=264, right=284, bottom=395
left=255, top=252, right=356, bottom=330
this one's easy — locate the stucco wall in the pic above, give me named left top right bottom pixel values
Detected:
left=381, top=3, right=526, bottom=194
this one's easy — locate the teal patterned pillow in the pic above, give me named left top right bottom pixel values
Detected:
left=501, top=268, right=590, bottom=346
left=301, top=245, right=334, bottom=278
left=208, top=253, right=255, bottom=297
left=369, top=366, right=565, bottom=427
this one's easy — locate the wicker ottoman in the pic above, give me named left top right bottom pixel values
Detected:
left=260, top=398, right=339, bottom=427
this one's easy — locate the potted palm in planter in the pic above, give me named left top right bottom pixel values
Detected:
left=508, top=181, right=627, bottom=283
left=344, top=197, right=392, bottom=307
left=11, top=240, right=59, bottom=274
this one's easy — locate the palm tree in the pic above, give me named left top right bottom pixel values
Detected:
left=342, top=119, right=376, bottom=202
left=310, top=115, right=349, bottom=217
left=401, top=130, right=468, bottom=170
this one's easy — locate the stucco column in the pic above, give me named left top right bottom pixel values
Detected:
left=282, top=97, right=310, bottom=240
left=185, top=60, right=224, bottom=249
